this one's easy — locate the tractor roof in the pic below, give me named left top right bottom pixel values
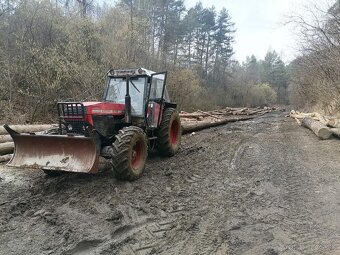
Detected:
left=108, top=68, right=155, bottom=77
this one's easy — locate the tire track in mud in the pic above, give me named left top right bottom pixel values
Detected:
left=217, top=114, right=340, bottom=254
left=273, top=122, right=340, bottom=255
left=247, top=118, right=340, bottom=255
left=112, top=130, right=240, bottom=255
left=110, top=118, right=277, bottom=255
left=274, top=150, right=340, bottom=255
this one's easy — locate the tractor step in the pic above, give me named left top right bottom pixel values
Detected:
left=148, top=136, right=158, bottom=140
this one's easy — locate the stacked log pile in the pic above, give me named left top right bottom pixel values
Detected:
left=290, top=110, right=340, bottom=139
left=181, top=107, right=277, bottom=134
left=0, top=107, right=276, bottom=163
left=0, top=124, right=56, bottom=162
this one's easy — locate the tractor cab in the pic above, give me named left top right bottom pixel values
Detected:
left=105, top=68, right=171, bottom=128
left=105, top=74, right=146, bottom=116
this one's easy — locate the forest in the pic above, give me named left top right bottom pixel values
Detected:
left=0, top=0, right=288, bottom=123
left=288, top=0, right=340, bottom=116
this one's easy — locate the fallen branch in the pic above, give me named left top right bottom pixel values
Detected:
left=294, top=118, right=301, bottom=125
left=0, top=124, right=56, bottom=136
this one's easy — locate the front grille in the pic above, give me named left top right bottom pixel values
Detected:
left=62, top=120, right=87, bottom=134
left=58, top=102, right=85, bottom=118
left=57, top=102, right=87, bottom=135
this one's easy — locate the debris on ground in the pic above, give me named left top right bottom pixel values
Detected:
left=290, top=110, right=340, bottom=139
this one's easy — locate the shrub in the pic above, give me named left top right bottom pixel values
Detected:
left=249, top=83, right=277, bottom=107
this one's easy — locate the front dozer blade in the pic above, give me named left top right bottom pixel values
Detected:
left=5, top=126, right=99, bottom=173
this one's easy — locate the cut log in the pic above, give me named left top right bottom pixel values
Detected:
left=229, top=107, right=245, bottom=112
left=0, top=142, right=14, bottom=155
left=326, top=119, right=340, bottom=128
left=0, top=154, right=12, bottom=163
left=194, top=109, right=220, bottom=119
left=330, top=128, right=340, bottom=138
left=179, top=113, right=207, bottom=118
left=257, top=110, right=271, bottom=116
left=301, top=117, right=332, bottom=140
left=182, top=116, right=254, bottom=134
left=0, top=124, right=56, bottom=135
left=290, top=113, right=320, bottom=121
left=0, top=135, right=12, bottom=143
left=202, top=111, right=232, bottom=116
left=0, top=129, right=58, bottom=142
left=232, top=108, right=249, bottom=115
left=247, top=109, right=265, bottom=115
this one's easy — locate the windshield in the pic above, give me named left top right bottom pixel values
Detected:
left=105, top=77, right=146, bottom=116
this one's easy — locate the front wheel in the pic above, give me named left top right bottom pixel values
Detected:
left=111, top=126, right=148, bottom=181
left=157, top=108, right=181, bottom=156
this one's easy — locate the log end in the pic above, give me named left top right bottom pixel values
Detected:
left=318, top=128, right=332, bottom=140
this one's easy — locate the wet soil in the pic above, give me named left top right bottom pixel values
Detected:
left=1, top=112, right=340, bottom=255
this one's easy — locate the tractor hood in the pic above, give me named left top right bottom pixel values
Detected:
left=83, top=102, right=125, bottom=116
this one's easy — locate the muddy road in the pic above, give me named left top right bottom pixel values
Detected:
left=2, top=112, right=340, bottom=255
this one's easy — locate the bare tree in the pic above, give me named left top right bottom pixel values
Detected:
left=287, top=1, right=340, bottom=113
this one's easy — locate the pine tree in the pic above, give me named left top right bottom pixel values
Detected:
left=212, top=8, right=235, bottom=80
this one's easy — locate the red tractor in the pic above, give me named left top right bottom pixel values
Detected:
left=4, top=68, right=181, bottom=180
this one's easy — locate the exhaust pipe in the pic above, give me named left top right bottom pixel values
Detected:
left=125, top=76, right=132, bottom=123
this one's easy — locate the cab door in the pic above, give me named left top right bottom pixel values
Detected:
left=146, top=72, right=167, bottom=128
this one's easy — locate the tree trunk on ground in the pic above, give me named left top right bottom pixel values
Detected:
left=327, top=119, right=340, bottom=128
left=194, top=109, right=220, bottom=119
left=301, top=117, right=332, bottom=140
left=181, top=116, right=254, bottom=134
left=179, top=113, right=207, bottom=118
left=246, top=109, right=264, bottom=115
left=0, top=142, right=14, bottom=155
left=0, top=135, right=12, bottom=143
left=0, top=125, right=55, bottom=135
left=330, top=128, right=340, bottom=137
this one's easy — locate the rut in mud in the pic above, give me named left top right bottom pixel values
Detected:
left=1, top=112, right=340, bottom=255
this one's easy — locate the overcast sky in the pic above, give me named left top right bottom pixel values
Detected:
left=185, top=0, right=333, bottom=63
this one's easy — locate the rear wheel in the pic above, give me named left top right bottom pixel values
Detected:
left=111, top=126, right=148, bottom=181
left=158, top=108, right=181, bottom=156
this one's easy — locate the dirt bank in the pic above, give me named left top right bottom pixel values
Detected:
left=1, top=112, right=340, bottom=255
